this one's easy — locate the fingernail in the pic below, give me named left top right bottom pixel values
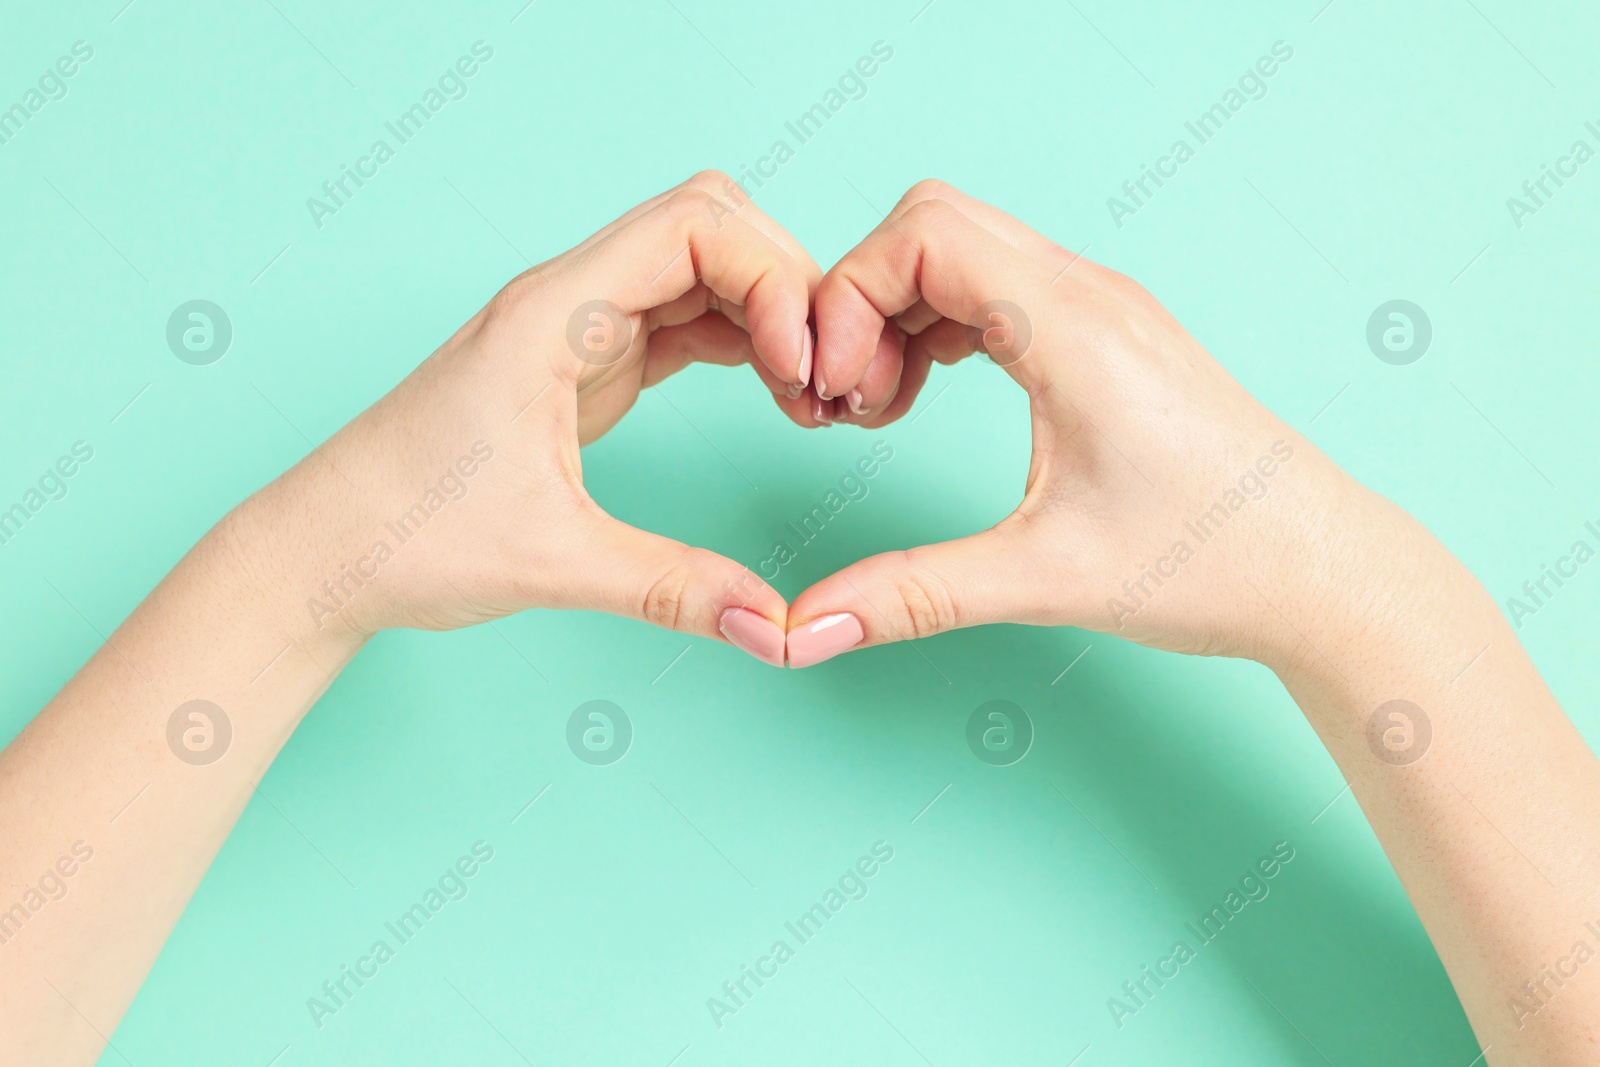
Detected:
left=787, top=612, right=864, bottom=669
left=815, top=368, right=829, bottom=400
left=813, top=396, right=833, bottom=425
left=798, top=327, right=813, bottom=389
left=846, top=388, right=866, bottom=416
left=785, top=382, right=803, bottom=400
left=719, top=607, right=786, bottom=667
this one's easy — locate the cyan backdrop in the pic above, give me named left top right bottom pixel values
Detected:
left=2, top=0, right=1596, bottom=1063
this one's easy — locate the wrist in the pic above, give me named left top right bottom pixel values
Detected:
left=1256, top=484, right=1484, bottom=691
left=211, top=474, right=373, bottom=661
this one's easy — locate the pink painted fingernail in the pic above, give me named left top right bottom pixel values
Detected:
left=846, top=389, right=866, bottom=416
left=797, top=327, right=813, bottom=389
left=815, top=368, right=829, bottom=400
left=719, top=607, right=786, bottom=667
left=787, top=612, right=864, bottom=668
left=812, top=395, right=833, bottom=426
left=785, top=382, right=804, bottom=400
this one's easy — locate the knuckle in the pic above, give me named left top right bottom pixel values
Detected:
left=896, top=198, right=953, bottom=227
left=488, top=271, right=541, bottom=320
left=1097, top=264, right=1152, bottom=302
left=900, top=196, right=961, bottom=234
left=891, top=552, right=959, bottom=639
left=686, top=169, right=730, bottom=190
left=642, top=562, right=693, bottom=632
left=665, top=186, right=719, bottom=220
left=685, top=169, right=736, bottom=193
left=641, top=546, right=717, bottom=632
left=903, top=177, right=956, bottom=204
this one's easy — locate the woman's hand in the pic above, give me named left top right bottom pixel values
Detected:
left=792, top=183, right=1600, bottom=1067
left=788, top=180, right=1380, bottom=671
left=1, top=173, right=836, bottom=1065
left=239, top=171, right=822, bottom=665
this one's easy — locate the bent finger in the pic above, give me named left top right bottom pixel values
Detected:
left=565, top=512, right=790, bottom=666
left=813, top=196, right=1059, bottom=401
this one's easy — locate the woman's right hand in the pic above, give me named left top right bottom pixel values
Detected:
left=790, top=182, right=1600, bottom=1067
left=787, top=181, right=1404, bottom=671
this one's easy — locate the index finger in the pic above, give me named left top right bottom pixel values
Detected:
left=571, top=171, right=823, bottom=288
left=814, top=193, right=1064, bottom=398
left=571, top=177, right=820, bottom=389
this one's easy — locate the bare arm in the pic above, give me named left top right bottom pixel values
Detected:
left=0, top=490, right=361, bottom=1063
left=1277, top=493, right=1600, bottom=1062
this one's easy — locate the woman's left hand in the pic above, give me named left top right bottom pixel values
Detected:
left=236, top=171, right=820, bottom=665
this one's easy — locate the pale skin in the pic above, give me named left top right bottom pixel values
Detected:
left=0, top=173, right=1593, bottom=1063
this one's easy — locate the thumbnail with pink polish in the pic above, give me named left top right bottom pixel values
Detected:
left=787, top=613, right=864, bottom=668
left=718, top=607, right=786, bottom=667
left=798, top=328, right=813, bottom=389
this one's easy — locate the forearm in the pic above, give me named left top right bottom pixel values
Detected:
left=1273, top=489, right=1600, bottom=1064
left=0, top=478, right=362, bottom=1064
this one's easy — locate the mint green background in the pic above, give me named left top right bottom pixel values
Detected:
left=2, top=0, right=1596, bottom=1063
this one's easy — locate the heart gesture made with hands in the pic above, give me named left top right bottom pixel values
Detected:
left=17, top=169, right=1600, bottom=1067
left=284, top=170, right=1345, bottom=675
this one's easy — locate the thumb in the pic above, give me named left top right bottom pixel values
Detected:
left=567, top=514, right=790, bottom=667
left=785, top=522, right=1046, bottom=668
